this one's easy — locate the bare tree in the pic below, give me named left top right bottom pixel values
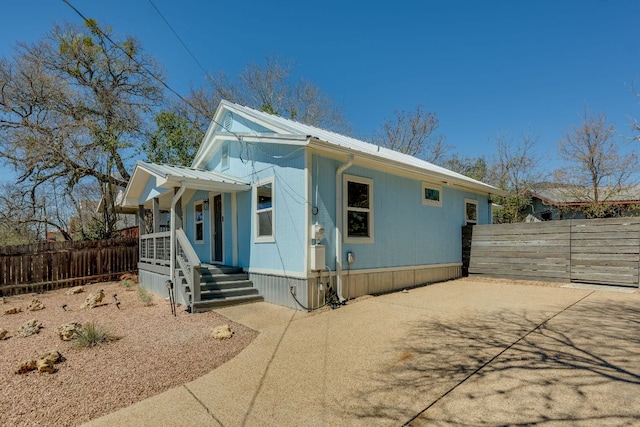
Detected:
left=555, top=111, right=638, bottom=217
left=178, top=55, right=351, bottom=135
left=488, top=133, right=544, bottom=223
left=0, top=19, right=164, bottom=236
left=370, top=105, right=451, bottom=164
left=443, top=154, right=489, bottom=182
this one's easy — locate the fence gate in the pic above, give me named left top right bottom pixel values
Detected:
left=468, top=217, right=640, bottom=287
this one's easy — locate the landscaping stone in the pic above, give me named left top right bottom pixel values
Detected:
left=65, top=286, right=85, bottom=295
left=211, top=324, right=233, bottom=340
left=18, top=318, right=43, bottom=337
left=15, top=350, right=63, bottom=375
left=0, top=327, right=9, bottom=340
left=56, top=322, right=83, bottom=341
left=80, top=290, right=105, bottom=309
left=3, top=306, right=22, bottom=315
left=27, top=299, right=45, bottom=311
left=15, top=360, right=37, bottom=375
left=36, top=349, right=62, bottom=373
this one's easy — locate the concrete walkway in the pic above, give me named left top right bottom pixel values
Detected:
left=85, top=279, right=640, bottom=426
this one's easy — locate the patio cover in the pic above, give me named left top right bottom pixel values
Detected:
left=122, top=161, right=250, bottom=209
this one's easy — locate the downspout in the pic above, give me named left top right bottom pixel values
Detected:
left=170, top=181, right=187, bottom=283
left=335, top=154, right=354, bottom=302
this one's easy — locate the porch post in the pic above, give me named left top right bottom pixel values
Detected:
left=152, top=197, right=160, bottom=233
left=231, top=192, right=238, bottom=266
left=138, top=205, right=146, bottom=236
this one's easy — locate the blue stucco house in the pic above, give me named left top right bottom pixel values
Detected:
left=123, top=100, right=504, bottom=312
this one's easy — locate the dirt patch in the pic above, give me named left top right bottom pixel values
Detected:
left=0, top=281, right=258, bottom=427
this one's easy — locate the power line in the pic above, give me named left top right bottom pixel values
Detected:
left=147, top=0, right=207, bottom=75
left=60, top=0, right=240, bottom=139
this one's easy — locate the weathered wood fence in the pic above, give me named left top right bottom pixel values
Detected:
left=0, top=238, right=139, bottom=296
left=468, top=217, right=640, bottom=287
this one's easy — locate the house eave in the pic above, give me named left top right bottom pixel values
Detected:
left=308, top=138, right=506, bottom=197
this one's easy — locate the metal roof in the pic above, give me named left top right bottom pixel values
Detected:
left=138, top=162, right=250, bottom=189
left=219, top=100, right=504, bottom=195
left=122, top=161, right=250, bottom=208
left=530, top=184, right=640, bottom=205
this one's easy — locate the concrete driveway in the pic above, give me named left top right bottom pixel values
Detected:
left=86, top=279, right=640, bottom=426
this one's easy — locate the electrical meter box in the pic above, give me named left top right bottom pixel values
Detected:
left=309, top=245, right=325, bottom=271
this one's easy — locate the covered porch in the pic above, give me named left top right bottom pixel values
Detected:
left=123, top=162, right=260, bottom=311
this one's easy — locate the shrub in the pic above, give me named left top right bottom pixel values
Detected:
left=121, top=279, right=135, bottom=291
left=73, top=322, right=113, bottom=348
left=137, top=286, right=154, bottom=306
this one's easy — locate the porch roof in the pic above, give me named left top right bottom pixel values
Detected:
left=122, top=161, right=250, bottom=208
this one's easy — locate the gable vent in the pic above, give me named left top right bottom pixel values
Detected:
left=222, top=112, right=233, bottom=130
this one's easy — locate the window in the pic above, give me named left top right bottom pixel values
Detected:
left=194, top=201, right=204, bottom=243
left=422, top=182, right=442, bottom=207
left=255, top=179, right=274, bottom=242
left=465, top=199, right=478, bottom=224
left=344, top=175, right=374, bottom=243
left=221, top=142, right=229, bottom=171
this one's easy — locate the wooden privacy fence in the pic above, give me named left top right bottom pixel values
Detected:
left=468, top=217, right=640, bottom=287
left=0, top=238, right=139, bottom=296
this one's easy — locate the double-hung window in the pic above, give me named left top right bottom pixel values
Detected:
left=344, top=175, right=373, bottom=243
left=465, top=199, right=478, bottom=224
left=255, top=178, right=274, bottom=242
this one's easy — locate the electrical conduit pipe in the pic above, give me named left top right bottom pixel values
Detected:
left=335, top=154, right=354, bottom=302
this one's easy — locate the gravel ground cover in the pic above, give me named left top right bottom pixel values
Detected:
left=0, top=280, right=258, bottom=427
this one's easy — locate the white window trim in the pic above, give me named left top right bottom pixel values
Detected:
left=254, top=177, right=275, bottom=243
left=194, top=200, right=205, bottom=244
left=465, top=198, right=478, bottom=225
left=343, top=174, right=374, bottom=244
left=221, top=142, right=229, bottom=171
left=422, top=182, right=443, bottom=207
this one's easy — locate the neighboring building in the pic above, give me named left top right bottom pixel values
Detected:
left=526, top=183, right=640, bottom=220
left=123, top=100, right=504, bottom=312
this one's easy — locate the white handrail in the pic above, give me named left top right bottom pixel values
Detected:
left=175, top=228, right=201, bottom=303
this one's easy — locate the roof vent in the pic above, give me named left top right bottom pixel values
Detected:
left=222, top=112, right=233, bottom=130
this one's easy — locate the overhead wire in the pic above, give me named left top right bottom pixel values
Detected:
left=60, top=0, right=242, bottom=141
left=147, top=0, right=207, bottom=75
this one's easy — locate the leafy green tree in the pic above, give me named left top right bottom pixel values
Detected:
left=145, top=111, right=202, bottom=166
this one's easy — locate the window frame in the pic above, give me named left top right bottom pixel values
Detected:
left=465, top=198, right=478, bottom=225
left=194, top=200, right=205, bottom=244
left=254, top=177, right=275, bottom=243
left=422, top=182, right=443, bottom=207
left=343, top=174, right=374, bottom=244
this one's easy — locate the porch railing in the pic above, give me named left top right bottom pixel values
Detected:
left=139, top=231, right=171, bottom=266
left=176, top=228, right=201, bottom=304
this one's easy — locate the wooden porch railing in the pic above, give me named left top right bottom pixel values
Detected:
left=139, top=231, right=171, bottom=266
left=176, top=228, right=201, bottom=304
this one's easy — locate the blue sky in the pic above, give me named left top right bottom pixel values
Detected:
left=1, top=0, right=639, bottom=176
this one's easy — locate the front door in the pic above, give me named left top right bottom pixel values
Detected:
left=212, top=194, right=223, bottom=263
